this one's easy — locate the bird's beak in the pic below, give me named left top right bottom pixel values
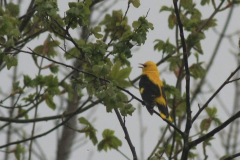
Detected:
left=139, top=63, right=144, bottom=68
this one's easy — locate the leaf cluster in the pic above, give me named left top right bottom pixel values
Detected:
left=200, top=107, right=222, bottom=132
left=79, top=117, right=98, bottom=145
left=98, top=129, right=122, bottom=151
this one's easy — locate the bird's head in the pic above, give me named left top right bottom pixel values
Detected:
left=139, top=61, right=158, bottom=73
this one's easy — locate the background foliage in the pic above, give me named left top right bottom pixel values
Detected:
left=0, top=0, right=240, bottom=160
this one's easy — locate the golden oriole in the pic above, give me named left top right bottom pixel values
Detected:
left=139, top=61, right=172, bottom=121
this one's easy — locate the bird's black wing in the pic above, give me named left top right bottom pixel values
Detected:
left=139, top=75, right=161, bottom=115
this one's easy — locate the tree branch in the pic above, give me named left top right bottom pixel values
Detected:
left=3, top=46, right=145, bottom=112
left=0, top=100, right=99, bottom=149
left=172, top=0, right=191, bottom=159
left=0, top=100, right=100, bottom=123
left=192, top=64, right=240, bottom=123
left=190, top=111, right=240, bottom=148
left=114, top=109, right=137, bottom=160
left=147, top=125, right=169, bottom=160
left=223, top=152, right=240, bottom=160
left=191, top=3, right=233, bottom=104
left=153, top=110, right=183, bottom=136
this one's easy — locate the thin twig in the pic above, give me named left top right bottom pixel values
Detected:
left=190, top=111, right=240, bottom=148
left=191, top=3, right=233, bottom=104
left=114, top=108, right=137, bottom=160
left=0, top=100, right=100, bottom=124
left=0, top=100, right=99, bottom=149
left=153, top=110, right=183, bottom=136
left=223, top=152, right=240, bottom=160
left=192, top=64, right=240, bottom=123
left=148, top=125, right=169, bottom=160
left=196, top=0, right=226, bottom=32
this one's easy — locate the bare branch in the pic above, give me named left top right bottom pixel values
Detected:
left=190, top=111, right=240, bottom=148
left=0, top=100, right=99, bottom=149
left=153, top=110, right=183, bottom=136
left=172, top=0, right=191, bottom=159
left=148, top=125, right=169, bottom=160
left=192, top=64, right=240, bottom=123
left=223, top=152, right=240, bottom=160
left=114, top=109, right=137, bottom=160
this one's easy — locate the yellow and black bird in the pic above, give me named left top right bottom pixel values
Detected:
left=139, top=61, right=172, bottom=121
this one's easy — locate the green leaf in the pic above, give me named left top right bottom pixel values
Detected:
left=109, top=61, right=121, bottom=79
left=66, top=2, right=91, bottom=27
left=33, top=38, right=59, bottom=58
left=200, top=118, right=211, bottom=132
left=132, top=20, right=141, bottom=30
left=154, top=39, right=176, bottom=54
left=7, top=2, right=20, bottom=17
left=92, top=65, right=103, bottom=75
left=94, top=33, right=103, bottom=39
left=98, top=129, right=122, bottom=151
left=197, top=19, right=217, bottom=31
left=85, top=0, right=92, bottom=6
left=186, top=32, right=205, bottom=50
left=189, top=62, right=206, bottom=79
left=92, top=64, right=110, bottom=77
left=117, top=79, right=132, bottom=88
left=3, top=54, right=18, bottom=70
left=205, top=107, right=217, bottom=117
left=116, top=67, right=132, bottom=80
left=194, top=41, right=203, bottom=54
left=14, top=144, right=25, bottom=160
left=78, top=117, right=98, bottom=145
left=180, top=0, right=193, bottom=9
left=203, top=136, right=214, bottom=146
left=79, top=117, right=91, bottom=125
left=32, top=75, right=45, bottom=86
left=212, top=117, right=222, bottom=126
left=168, top=14, right=175, bottom=29
left=102, top=129, right=114, bottom=138
left=160, top=5, right=174, bottom=12
left=212, top=107, right=217, bottom=117
left=5, top=37, right=15, bottom=47
left=154, top=39, right=164, bottom=51
left=9, top=29, right=21, bottom=39
left=164, top=83, right=181, bottom=99
left=12, top=81, right=20, bottom=91
left=201, top=0, right=210, bottom=6
left=120, top=103, right=136, bottom=116
left=50, top=65, right=59, bottom=74
left=131, top=0, right=140, bottom=8
left=188, top=151, right=198, bottom=159
left=23, top=75, right=33, bottom=87
left=86, top=83, right=95, bottom=96
left=45, top=95, right=56, bottom=110
left=18, top=108, right=29, bottom=119
left=91, top=26, right=103, bottom=39
left=61, top=82, right=74, bottom=101
left=22, top=93, right=36, bottom=103
left=44, top=75, right=61, bottom=95
left=205, top=107, right=212, bottom=116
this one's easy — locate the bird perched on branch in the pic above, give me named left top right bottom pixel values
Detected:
left=139, top=61, right=172, bottom=121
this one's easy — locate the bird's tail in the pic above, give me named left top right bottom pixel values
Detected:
left=146, top=105, right=154, bottom=115
left=157, top=103, right=172, bottom=121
